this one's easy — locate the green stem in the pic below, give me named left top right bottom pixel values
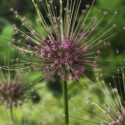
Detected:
left=10, top=103, right=14, bottom=124
left=62, top=81, right=69, bottom=125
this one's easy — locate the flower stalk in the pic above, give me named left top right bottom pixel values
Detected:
left=10, top=103, right=14, bottom=124
left=62, top=81, right=69, bottom=125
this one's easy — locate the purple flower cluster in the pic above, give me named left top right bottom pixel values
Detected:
left=0, top=69, right=35, bottom=108
left=10, top=0, right=117, bottom=80
left=34, top=37, right=89, bottom=80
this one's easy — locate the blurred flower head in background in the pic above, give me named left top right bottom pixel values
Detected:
left=0, top=68, right=38, bottom=108
left=10, top=0, right=118, bottom=80
left=73, top=69, right=125, bottom=125
left=98, top=70, right=125, bottom=125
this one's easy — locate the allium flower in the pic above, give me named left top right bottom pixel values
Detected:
left=10, top=0, right=117, bottom=80
left=98, top=71, right=125, bottom=125
left=0, top=69, right=37, bottom=108
left=0, top=80, right=28, bottom=107
left=72, top=69, right=125, bottom=125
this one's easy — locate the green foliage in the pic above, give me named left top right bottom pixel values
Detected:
left=0, top=0, right=125, bottom=124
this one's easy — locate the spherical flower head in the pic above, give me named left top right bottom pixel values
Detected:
left=0, top=81, right=28, bottom=107
left=102, top=71, right=125, bottom=125
left=71, top=69, right=125, bottom=125
left=11, top=0, right=118, bottom=80
left=98, top=71, right=125, bottom=125
left=35, top=37, right=88, bottom=80
left=90, top=70, right=125, bottom=125
left=108, top=110, right=125, bottom=125
left=0, top=69, right=36, bottom=108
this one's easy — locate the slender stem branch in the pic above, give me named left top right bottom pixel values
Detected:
left=10, top=103, right=14, bottom=124
left=62, top=81, right=69, bottom=125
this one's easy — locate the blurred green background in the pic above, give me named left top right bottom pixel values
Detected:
left=0, top=0, right=125, bottom=125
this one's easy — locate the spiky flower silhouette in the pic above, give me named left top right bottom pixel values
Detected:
left=0, top=80, right=30, bottom=107
left=10, top=0, right=119, bottom=124
left=98, top=70, right=125, bottom=125
left=10, top=0, right=117, bottom=80
left=0, top=68, right=38, bottom=122
left=74, top=69, right=125, bottom=125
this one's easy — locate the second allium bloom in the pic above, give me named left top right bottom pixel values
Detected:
left=0, top=69, right=36, bottom=108
left=11, top=0, right=115, bottom=80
